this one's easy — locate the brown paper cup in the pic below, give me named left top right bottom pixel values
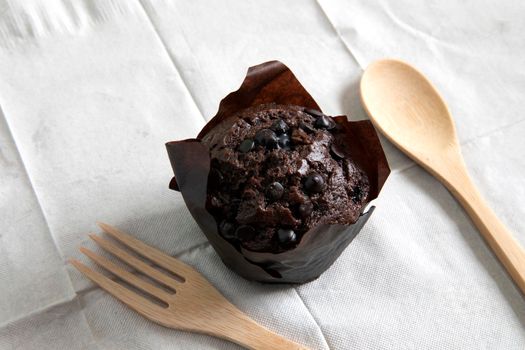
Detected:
left=166, top=61, right=390, bottom=283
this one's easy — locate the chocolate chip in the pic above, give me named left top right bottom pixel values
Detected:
left=277, top=229, right=297, bottom=243
left=219, top=220, right=236, bottom=239
left=330, top=143, right=345, bottom=159
left=304, top=108, right=324, bottom=118
left=304, top=173, right=325, bottom=193
left=297, top=202, right=313, bottom=217
left=255, top=129, right=279, bottom=149
left=266, top=182, right=284, bottom=201
left=239, top=139, right=255, bottom=153
left=271, top=119, right=289, bottom=135
left=278, top=134, right=291, bottom=149
left=299, top=122, right=316, bottom=134
left=314, top=115, right=336, bottom=130
left=236, top=225, right=256, bottom=240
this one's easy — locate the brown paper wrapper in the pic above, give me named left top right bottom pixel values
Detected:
left=166, top=61, right=390, bottom=283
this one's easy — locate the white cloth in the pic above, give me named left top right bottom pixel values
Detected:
left=0, top=0, right=524, bottom=349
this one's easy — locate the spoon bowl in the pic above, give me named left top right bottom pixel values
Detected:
left=361, top=60, right=458, bottom=174
left=361, top=59, right=525, bottom=294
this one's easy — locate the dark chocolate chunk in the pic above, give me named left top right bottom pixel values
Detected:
left=271, top=119, right=289, bottom=135
left=239, top=139, right=255, bottom=153
left=299, top=122, right=316, bottom=134
left=278, top=133, right=291, bottom=149
left=255, top=129, right=279, bottom=149
left=297, top=202, right=313, bottom=217
left=330, top=143, right=345, bottom=159
left=304, top=173, right=325, bottom=193
left=266, top=182, right=284, bottom=201
left=277, top=228, right=297, bottom=243
left=219, top=220, right=236, bottom=239
left=314, top=115, right=336, bottom=130
left=304, top=108, right=324, bottom=118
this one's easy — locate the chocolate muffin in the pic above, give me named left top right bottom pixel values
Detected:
left=201, top=103, right=370, bottom=253
left=167, top=60, right=389, bottom=283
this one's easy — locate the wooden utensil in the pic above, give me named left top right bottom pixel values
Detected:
left=70, top=223, right=309, bottom=350
left=360, top=59, right=525, bottom=294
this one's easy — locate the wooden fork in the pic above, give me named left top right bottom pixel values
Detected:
left=70, top=223, right=308, bottom=350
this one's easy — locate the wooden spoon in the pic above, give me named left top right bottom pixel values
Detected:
left=360, top=59, right=525, bottom=294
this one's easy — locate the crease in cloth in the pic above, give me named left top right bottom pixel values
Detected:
left=0, top=2, right=203, bottom=345
left=314, top=0, right=365, bottom=70
left=0, top=295, right=73, bottom=329
left=0, top=103, right=77, bottom=299
left=0, top=107, right=98, bottom=345
left=136, top=0, right=207, bottom=124
left=461, top=117, right=525, bottom=147
left=293, top=287, right=332, bottom=350
left=381, top=1, right=466, bottom=55
left=0, top=0, right=134, bottom=48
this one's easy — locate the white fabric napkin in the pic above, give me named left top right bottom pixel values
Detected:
left=0, top=0, right=524, bottom=349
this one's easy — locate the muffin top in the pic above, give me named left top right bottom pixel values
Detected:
left=201, top=103, right=370, bottom=253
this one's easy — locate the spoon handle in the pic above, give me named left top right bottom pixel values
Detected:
left=443, top=160, right=525, bottom=293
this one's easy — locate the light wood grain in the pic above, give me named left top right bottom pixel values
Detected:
left=71, top=223, right=309, bottom=350
left=360, top=59, right=525, bottom=294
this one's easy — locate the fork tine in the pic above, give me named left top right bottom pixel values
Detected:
left=89, top=234, right=181, bottom=289
left=97, top=222, right=194, bottom=278
left=69, top=259, right=167, bottom=320
left=80, top=247, right=172, bottom=302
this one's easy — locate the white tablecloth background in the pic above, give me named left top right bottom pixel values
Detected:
left=1, top=1, right=524, bottom=349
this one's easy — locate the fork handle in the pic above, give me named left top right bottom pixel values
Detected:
left=208, top=306, right=310, bottom=350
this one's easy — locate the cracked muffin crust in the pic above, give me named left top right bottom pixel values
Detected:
left=201, top=103, right=370, bottom=253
